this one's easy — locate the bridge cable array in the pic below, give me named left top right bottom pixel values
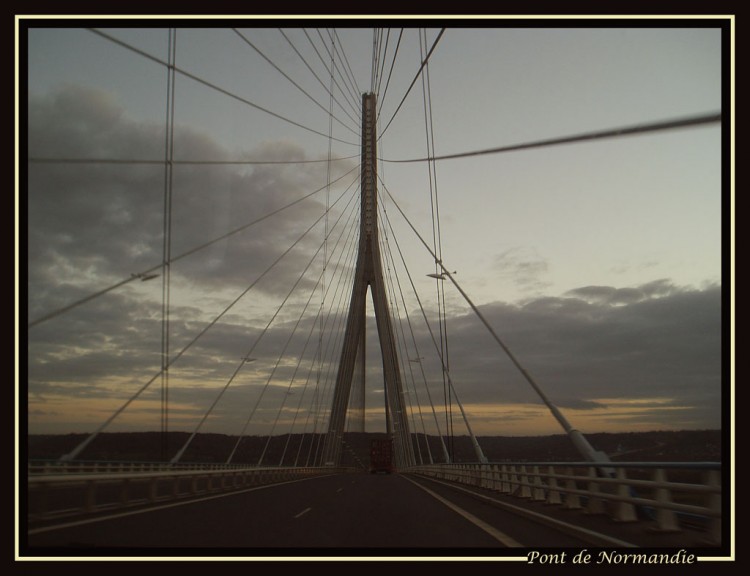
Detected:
left=380, top=179, right=615, bottom=465
left=28, top=167, right=359, bottom=329
left=27, top=155, right=360, bottom=166
left=376, top=29, right=404, bottom=130
left=32, top=28, right=397, bottom=465
left=172, top=177, right=360, bottom=464
left=378, top=28, right=446, bottom=140
left=378, top=201, right=449, bottom=464
left=87, top=28, right=359, bottom=148
left=278, top=28, right=360, bottom=129
left=380, top=111, right=721, bottom=164
left=418, top=27, right=458, bottom=462
left=306, top=29, right=361, bottom=121
left=330, top=29, right=362, bottom=102
left=170, top=28, right=371, bottom=466
left=160, top=27, right=177, bottom=457
left=60, top=173, right=360, bottom=462
left=27, top=28, right=723, bottom=468
left=232, top=28, right=359, bottom=138
left=377, top=175, right=483, bottom=464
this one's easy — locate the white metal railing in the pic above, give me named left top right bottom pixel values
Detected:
left=28, top=459, right=260, bottom=475
left=406, top=461, right=722, bottom=545
left=27, top=459, right=722, bottom=545
left=26, top=463, right=346, bottom=523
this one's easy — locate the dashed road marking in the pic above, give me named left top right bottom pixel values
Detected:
left=293, top=507, right=312, bottom=519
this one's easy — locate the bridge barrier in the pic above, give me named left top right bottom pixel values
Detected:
left=26, top=461, right=352, bottom=524
left=545, top=465, right=562, bottom=505
left=518, top=466, right=532, bottom=498
left=501, top=466, right=512, bottom=493
left=30, top=461, right=228, bottom=475
left=406, top=461, right=722, bottom=545
left=585, top=466, right=605, bottom=515
left=613, top=467, right=638, bottom=522
left=563, top=466, right=582, bottom=510
left=532, top=465, right=545, bottom=501
left=509, top=466, right=520, bottom=495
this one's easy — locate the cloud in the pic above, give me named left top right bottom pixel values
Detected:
left=555, top=399, right=609, bottom=410
left=491, top=247, right=552, bottom=293
left=24, top=86, right=723, bottom=438
left=27, top=84, right=358, bottom=321
left=565, top=278, right=678, bottom=305
left=26, top=274, right=723, bottom=436
left=416, top=280, right=722, bottom=429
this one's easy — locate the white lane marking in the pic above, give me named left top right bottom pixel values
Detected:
left=402, top=475, right=523, bottom=547
left=28, top=475, right=328, bottom=535
left=336, top=488, right=343, bottom=493
left=418, top=475, right=637, bottom=548
left=293, top=507, right=312, bottom=519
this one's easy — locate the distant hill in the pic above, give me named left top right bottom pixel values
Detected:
left=25, top=429, right=721, bottom=466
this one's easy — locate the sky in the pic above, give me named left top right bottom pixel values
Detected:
left=20, top=19, right=729, bottom=453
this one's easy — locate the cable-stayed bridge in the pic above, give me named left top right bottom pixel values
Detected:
left=21, top=24, right=728, bottom=558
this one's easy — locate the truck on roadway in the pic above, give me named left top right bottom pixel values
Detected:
left=369, top=438, right=394, bottom=474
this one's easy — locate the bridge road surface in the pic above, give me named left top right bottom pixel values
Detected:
left=26, top=472, right=594, bottom=553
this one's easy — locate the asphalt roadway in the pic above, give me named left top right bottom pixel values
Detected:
left=23, top=472, right=719, bottom=558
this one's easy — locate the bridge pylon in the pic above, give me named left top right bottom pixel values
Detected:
left=321, top=93, right=415, bottom=469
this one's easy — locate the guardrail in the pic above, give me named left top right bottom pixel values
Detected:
left=26, top=462, right=348, bottom=524
left=407, top=461, right=722, bottom=545
left=28, top=459, right=264, bottom=475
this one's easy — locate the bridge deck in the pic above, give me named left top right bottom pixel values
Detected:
left=24, top=472, right=720, bottom=556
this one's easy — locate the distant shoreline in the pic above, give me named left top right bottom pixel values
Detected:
left=26, top=429, right=722, bottom=464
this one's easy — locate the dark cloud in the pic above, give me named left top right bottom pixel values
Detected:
left=27, top=278, right=722, bottom=435
left=554, top=399, right=609, bottom=410
left=27, top=84, right=358, bottom=320
left=564, top=278, right=678, bottom=306
left=432, top=281, right=721, bottom=419
left=25, top=86, right=723, bottom=437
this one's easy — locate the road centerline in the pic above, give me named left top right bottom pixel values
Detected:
left=293, top=507, right=312, bottom=519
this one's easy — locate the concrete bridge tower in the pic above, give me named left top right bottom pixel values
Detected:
left=321, top=93, right=415, bottom=468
